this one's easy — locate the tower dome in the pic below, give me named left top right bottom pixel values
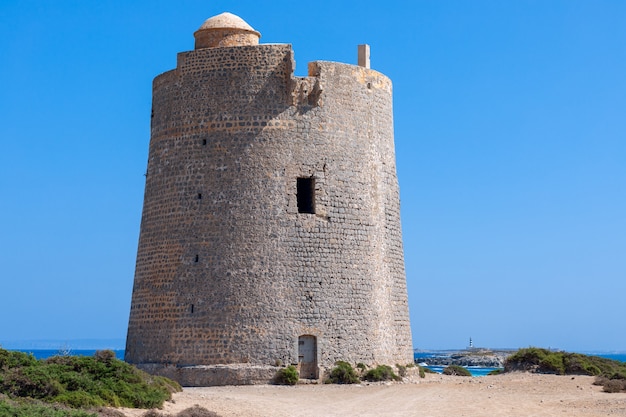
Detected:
left=194, top=12, right=261, bottom=49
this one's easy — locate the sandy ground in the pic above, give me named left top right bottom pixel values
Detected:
left=118, top=372, right=626, bottom=417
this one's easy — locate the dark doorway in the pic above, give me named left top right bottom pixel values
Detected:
left=298, top=335, right=318, bottom=379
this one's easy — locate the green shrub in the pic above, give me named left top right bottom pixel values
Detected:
left=487, top=369, right=504, bottom=375
left=0, top=350, right=39, bottom=369
left=595, top=376, right=626, bottom=393
left=395, top=364, right=407, bottom=377
left=505, top=348, right=626, bottom=377
left=0, top=398, right=97, bottom=417
left=504, top=348, right=626, bottom=394
left=356, top=363, right=367, bottom=372
left=0, top=348, right=180, bottom=409
left=326, top=361, right=359, bottom=384
left=141, top=410, right=165, bottom=417
left=274, top=365, right=299, bottom=385
left=362, top=365, right=401, bottom=382
left=593, top=376, right=609, bottom=386
left=93, top=350, right=116, bottom=364
left=417, top=366, right=436, bottom=378
left=52, top=392, right=105, bottom=409
left=442, top=365, right=472, bottom=376
left=176, top=405, right=222, bottom=417
left=141, top=406, right=223, bottom=417
left=602, top=379, right=625, bottom=393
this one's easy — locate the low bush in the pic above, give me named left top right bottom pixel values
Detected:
left=602, top=380, right=624, bottom=393
left=442, top=365, right=472, bottom=377
left=0, top=398, right=97, bottom=417
left=52, top=392, right=105, bottom=409
left=0, top=348, right=181, bottom=409
left=362, top=365, right=401, bottom=382
left=421, top=366, right=436, bottom=373
left=326, top=361, right=359, bottom=384
left=417, top=366, right=435, bottom=378
left=274, top=365, right=299, bottom=385
left=175, top=405, right=222, bottom=417
left=504, top=347, right=626, bottom=393
left=593, top=376, right=609, bottom=386
left=395, top=364, right=407, bottom=377
left=487, top=369, right=504, bottom=376
left=595, top=376, right=626, bottom=393
left=504, top=348, right=624, bottom=376
left=141, top=406, right=222, bottom=417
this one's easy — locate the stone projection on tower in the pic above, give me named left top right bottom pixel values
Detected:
left=125, top=12, right=413, bottom=386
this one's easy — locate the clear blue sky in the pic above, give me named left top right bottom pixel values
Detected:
left=1, top=1, right=624, bottom=352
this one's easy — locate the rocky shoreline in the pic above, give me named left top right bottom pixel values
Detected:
left=415, top=349, right=514, bottom=368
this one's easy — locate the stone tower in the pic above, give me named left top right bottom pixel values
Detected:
left=125, top=12, right=413, bottom=386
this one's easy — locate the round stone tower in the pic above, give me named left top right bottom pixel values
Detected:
left=125, top=12, right=413, bottom=386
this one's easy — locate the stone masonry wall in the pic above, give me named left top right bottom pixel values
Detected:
left=125, top=41, right=412, bottom=383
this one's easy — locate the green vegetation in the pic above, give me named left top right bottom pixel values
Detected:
left=143, top=405, right=222, bottom=417
left=325, top=361, right=359, bottom=384
left=0, top=398, right=97, bottom=417
left=325, top=361, right=429, bottom=383
left=442, top=365, right=472, bottom=376
left=417, top=365, right=436, bottom=378
left=274, top=365, right=299, bottom=385
left=594, top=377, right=626, bottom=393
left=0, top=348, right=181, bottom=410
left=504, top=347, right=626, bottom=393
left=362, top=365, right=401, bottom=382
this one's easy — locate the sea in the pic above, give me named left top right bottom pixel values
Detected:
left=413, top=351, right=626, bottom=377
left=14, top=349, right=126, bottom=361
left=7, top=349, right=626, bottom=378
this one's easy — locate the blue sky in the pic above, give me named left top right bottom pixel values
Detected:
left=1, top=1, right=624, bottom=352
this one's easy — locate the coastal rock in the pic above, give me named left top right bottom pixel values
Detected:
left=416, top=350, right=513, bottom=368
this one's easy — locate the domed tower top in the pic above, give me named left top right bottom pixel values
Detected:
left=194, top=12, right=261, bottom=49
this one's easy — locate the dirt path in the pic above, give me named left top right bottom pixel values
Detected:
left=119, top=373, right=626, bottom=417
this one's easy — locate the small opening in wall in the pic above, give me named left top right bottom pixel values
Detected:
left=191, top=304, right=194, bottom=314
left=194, top=254, right=199, bottom=262
left=297, top=177, right=315, bottom=214
left=202, top=139, right=207, bottom=145
left=198, top=193, right=202, bottom=199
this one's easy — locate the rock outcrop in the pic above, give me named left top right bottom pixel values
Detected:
left=416, top=350, right=513, bottom=368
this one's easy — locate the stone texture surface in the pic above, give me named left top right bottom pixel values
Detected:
left=125, top=14, right=413, bottom=385
left=139, top=364, right=279, bottom=387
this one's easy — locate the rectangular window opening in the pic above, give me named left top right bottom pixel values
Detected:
left=297, top=177, right=315, bottom=214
